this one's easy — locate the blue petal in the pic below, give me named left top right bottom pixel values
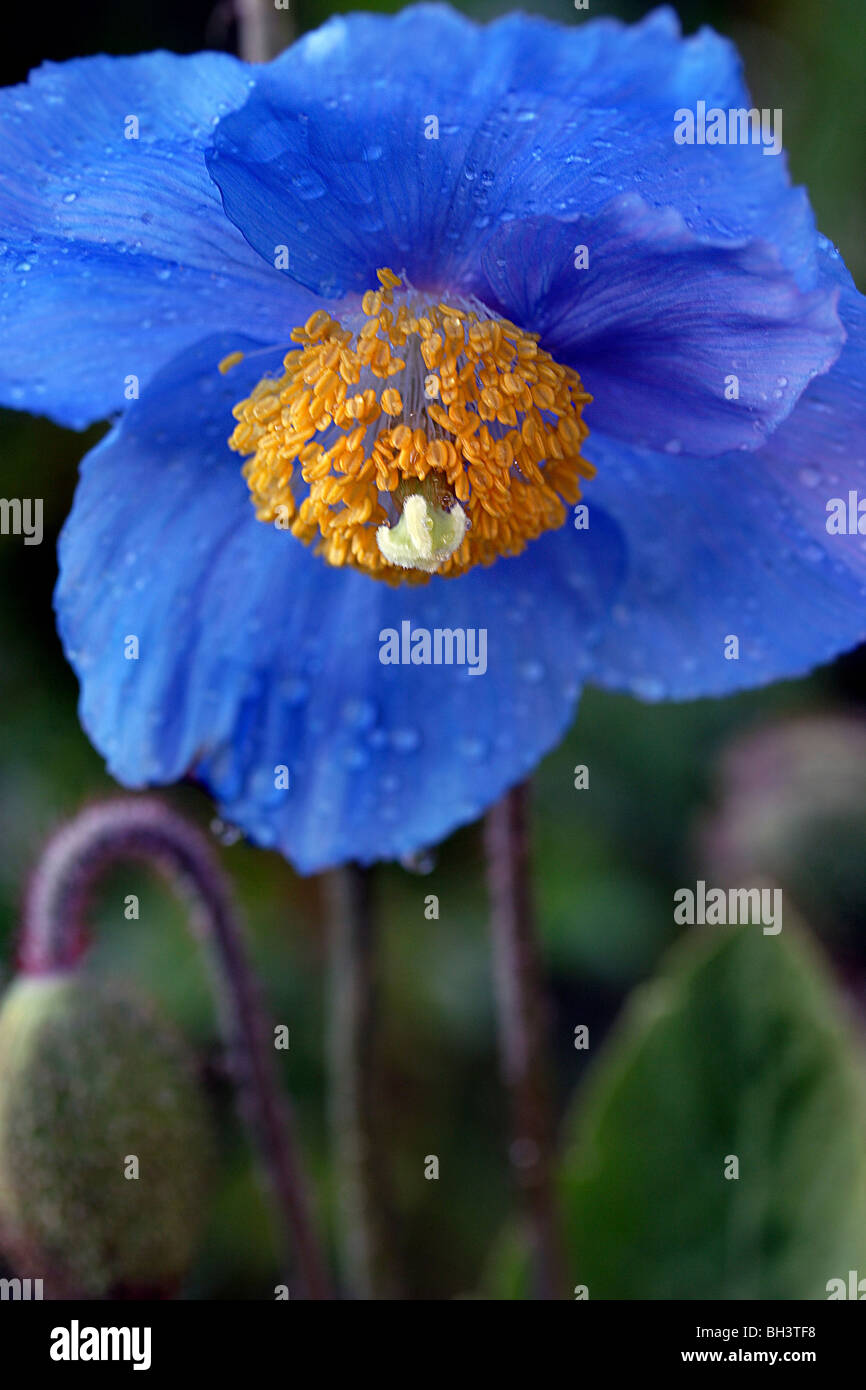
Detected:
left=584, top=242, right=866, bottom=700
left=207, top=4, right=819, bottom=301
left=475, top=195, right=843, bottom=458
left=56, top=334, right=620, bottom=873
left=0, top=51, right=322, bottom=428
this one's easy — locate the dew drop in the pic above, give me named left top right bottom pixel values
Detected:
left=291, top=169, right=326, bottom=200
left=343, top=745, right=370, bottom=770
left=518, top=659, right=545, bottom=684
left=390, top=727, right=420, bottom=753
left=400, top=848, right=437, bottom=875
left=457, top=735, right=488, bottom=761
left=800, top=542, right=826, bottom=565
left=341, top=697, right=377, bottom=730
left=280, top=676, right=309, bottom=705
left=634, top=676, right=665, bottom=701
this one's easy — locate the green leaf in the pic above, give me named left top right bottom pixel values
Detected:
left=559, top=923, right=866, bottom=1299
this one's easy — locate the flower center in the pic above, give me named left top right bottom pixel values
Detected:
left=225, top=268, right=594, bottom=584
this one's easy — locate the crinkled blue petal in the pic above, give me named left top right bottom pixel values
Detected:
left=474, top=195, right=843, bottom=458
left=206, top=4, right=820, bottom=302
left=584, top=242, right=866, bottom=699
left=55, top=334, right=622, bottom=873
left=0, top=51, right=322, bottom=428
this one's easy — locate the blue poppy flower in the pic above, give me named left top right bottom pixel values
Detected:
left=1, top=4, right=865, bottom=872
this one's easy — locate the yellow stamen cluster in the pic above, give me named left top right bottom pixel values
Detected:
left=227, top=268, right=594, bottom=583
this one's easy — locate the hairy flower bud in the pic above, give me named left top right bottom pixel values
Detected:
left=0, top=974, right=210, bottom=1298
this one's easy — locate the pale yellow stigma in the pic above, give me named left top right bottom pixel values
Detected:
left=377, top=491, right=468, bottom=572
left=227, top=268, right=594, bottom=584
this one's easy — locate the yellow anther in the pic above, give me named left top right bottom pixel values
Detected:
left=302, top=310, right=335, bottom=341
left=228, top=269, right=593, bottom=584
left=218, top=350, right=245, bottom=375
left=362, top=290, right=383, bottom=317
left=380, top=388, right=403, bottom=416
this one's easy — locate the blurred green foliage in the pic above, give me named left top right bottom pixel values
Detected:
left=1, top=0, right=865, bottom=1299
left=488, top=925, right=866, bottom=1298
left=558, top=924, right=866, bottom=1299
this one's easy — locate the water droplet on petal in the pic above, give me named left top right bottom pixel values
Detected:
left=341, top=698, right=377, bottom=731
left=291, top=169, right=326, bottom=200
left=800, top=542, right=826, bottom=565
left=634, top=676, right=666, bottom=701
left=280, top=677, right=309, bottom=706
left=400, top=848, right=437, bottom=875
left=457, top=735, right=488, bottom=761
left=343, top=744, right=369, bottom=770
left=390, top=727, right=420, bottom=753
left=518, top=660, right=545, bottom=683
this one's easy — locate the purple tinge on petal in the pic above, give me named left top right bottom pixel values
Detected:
left=582, top=242, right=866, bottom=700
left=206, top=4, right=821, bottom=301
left=473, top=195, right=844, bottom=458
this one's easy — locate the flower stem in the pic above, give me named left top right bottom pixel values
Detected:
left=484, top=781, right=566, bottom=1300
left=235, top=0, right=286, bottom=63
left=20, top=797, right=332, bottom=1301
left=324, top=864, right=398, bottom=1299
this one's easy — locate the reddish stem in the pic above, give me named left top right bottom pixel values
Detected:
left=21, top=796, right=332, bottom=1301
left=484, top=782, right=567, bottom=1300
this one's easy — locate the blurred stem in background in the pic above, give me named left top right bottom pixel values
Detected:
left=235, top=0, right=399, bottom=1304
left=234, top=0, right=286, bottom=62
left=325, top=866, right=400, bottom=1298
left=484, top=782, right=566, bottom=1300
left=21, top=798, right=332, bottom=1300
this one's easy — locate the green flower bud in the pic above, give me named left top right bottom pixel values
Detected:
left=0, top=974, right=211, bottom=1298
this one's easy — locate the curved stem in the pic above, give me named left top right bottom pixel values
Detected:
left=324, top=865, right=398, bottom=1299
left=484, top=781, right=567, bottom=1300
left=20, top=797, right=332, bottom=1301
